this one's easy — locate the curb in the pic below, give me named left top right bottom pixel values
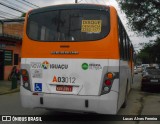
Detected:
left=0, top=88, right=20, bottom=95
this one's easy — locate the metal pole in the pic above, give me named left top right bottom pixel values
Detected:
left=75, top=0, right=78, bottom=3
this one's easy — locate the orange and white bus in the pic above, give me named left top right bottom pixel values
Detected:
left=20, top=4, right=134, bottom=114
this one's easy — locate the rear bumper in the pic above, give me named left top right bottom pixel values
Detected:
left=20, top=86, right=118, bottom=114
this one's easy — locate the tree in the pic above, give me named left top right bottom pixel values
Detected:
left=119, top=0, right=160, bottom=63
left=21, top=13, right=26, bottom=17
left=119, top=0, right=160, bottom=37
left=137, top=37, right=160, bottom=63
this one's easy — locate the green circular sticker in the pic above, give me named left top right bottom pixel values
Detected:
left=82, top=63, right=88, bottom=70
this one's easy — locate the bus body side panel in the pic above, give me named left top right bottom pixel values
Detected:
left=118, top=60, right=132, bottom=109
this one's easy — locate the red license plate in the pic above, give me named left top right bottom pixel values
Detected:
left=56, top=85, right=73, bottom=92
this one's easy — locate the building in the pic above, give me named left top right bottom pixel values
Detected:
left=0, top=18, right=24, bottom=80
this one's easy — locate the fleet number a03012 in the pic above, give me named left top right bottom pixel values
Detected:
left=52, top=76, right=76, bottom=84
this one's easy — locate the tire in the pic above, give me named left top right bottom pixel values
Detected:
left=141, top=85, right=146, bottom=91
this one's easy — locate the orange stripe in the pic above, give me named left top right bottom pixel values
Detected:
left=22, top=6, right=119, bottom=59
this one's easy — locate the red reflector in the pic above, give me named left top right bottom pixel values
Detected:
left=23, top=76, right=28, bottom=81
left=105, top=80, right=112, bottom=86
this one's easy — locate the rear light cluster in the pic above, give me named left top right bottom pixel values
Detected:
left=21, top=69, right=31, bottom=91
left=101, top=72, right=115, bottom=94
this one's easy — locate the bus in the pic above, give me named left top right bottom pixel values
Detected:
left=20, top=4, right=134, bottom=114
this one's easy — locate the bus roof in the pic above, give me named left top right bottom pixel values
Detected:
left=29, top=4, right=110, bottom=15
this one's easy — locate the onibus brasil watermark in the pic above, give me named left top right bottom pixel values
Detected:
left=1, top=116, right=42, bottom=122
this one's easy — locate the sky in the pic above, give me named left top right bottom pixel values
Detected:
left=0, top=0, right=154, bottom=51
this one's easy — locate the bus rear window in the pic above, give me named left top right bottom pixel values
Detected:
left=27, top=9, right=110, bottom=42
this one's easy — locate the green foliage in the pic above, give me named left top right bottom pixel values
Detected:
left=119, top=0, right=160, bottom=63
left=137, top=37, right=160, bottom=63
left=21, top=13, right=26, bottom=17
left=119, top=0, right=160, bottom=37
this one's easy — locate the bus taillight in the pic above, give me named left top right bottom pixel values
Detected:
left=21, top=69, right=31, bottom=91
left=101, top=72, right=115, bottom=94
left=23, top=76, right=28, bottom=81
left=105, top=80, right=112, bottom=86
left=106, top=72, right=115, bottom=79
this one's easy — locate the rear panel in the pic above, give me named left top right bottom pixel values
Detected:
left=21, top=5, right=119, bottom=96
left=22, top=59, right=111, bottom=95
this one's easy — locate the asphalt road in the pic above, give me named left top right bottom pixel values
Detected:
left=0, top=73, right=160, bottom=124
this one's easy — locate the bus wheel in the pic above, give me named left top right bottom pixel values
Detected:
left=141, top=85, right=146, bottom=92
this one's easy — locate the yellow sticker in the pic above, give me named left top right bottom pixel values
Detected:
left=81, top=20, right=102, bottom=33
